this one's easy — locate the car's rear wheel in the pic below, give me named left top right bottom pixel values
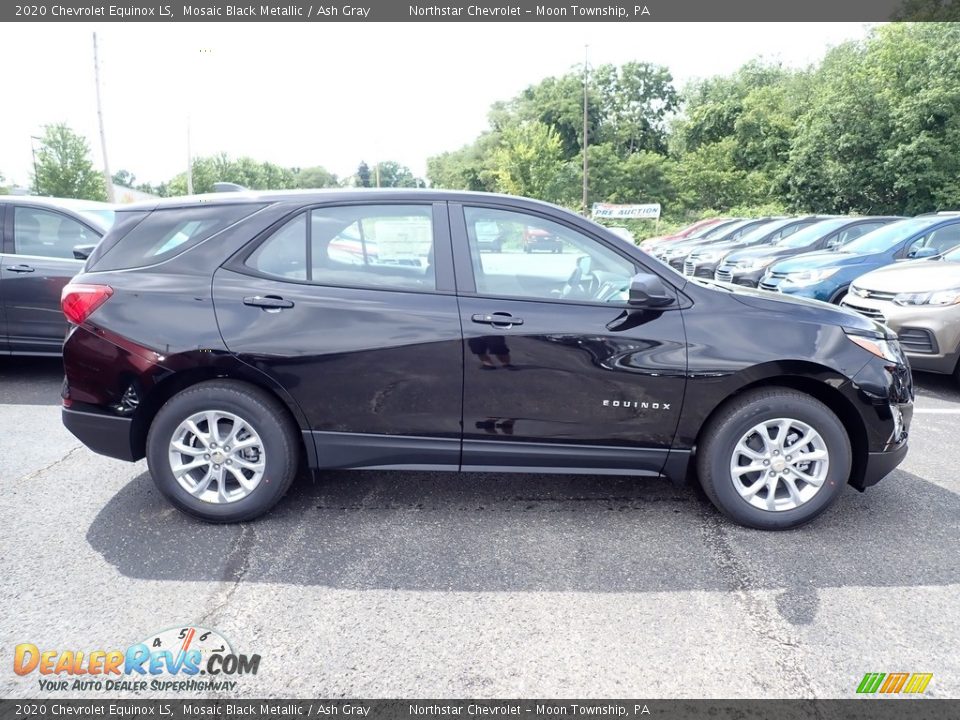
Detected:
left=146, top=380, right=299, bottom=522
left=696, top=388, right=851, bottom=530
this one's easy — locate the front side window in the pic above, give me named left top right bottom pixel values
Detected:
left=924, top=222, right=960, bottom=254
left=463, top=207, right=635, bottom=304
left=13, top=207, right=98, bottom=259
left=246, top=205, right=435, bottom=291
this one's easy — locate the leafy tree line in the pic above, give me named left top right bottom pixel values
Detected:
left=427, top=22, right=960, bottom=234
left=25, top=123, right=425, bottom=200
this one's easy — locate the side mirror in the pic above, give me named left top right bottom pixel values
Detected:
left=908, top=246, right=938, bottom=259
left=628, top=272, right=674, bottom=307
left=73, top=244, right=96, bottom=260
left=826, top=238, right=841, bottom=250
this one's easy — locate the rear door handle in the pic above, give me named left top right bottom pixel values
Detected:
left=243, top=295, right=294, bottom=310
left=5, top=264, right=35, bottom=273
left=472, top=312, right=523, bottom=327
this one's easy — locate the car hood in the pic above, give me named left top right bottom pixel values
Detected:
left=854, top=258, right=960, bottom=293
left=724, top=244, right=803, bottom=263
left=771, top=250, right=873, bottom=273
left=722, top=283, right=887, bottom=336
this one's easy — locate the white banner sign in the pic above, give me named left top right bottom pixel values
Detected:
left=591, top=202, right=661, bottom=220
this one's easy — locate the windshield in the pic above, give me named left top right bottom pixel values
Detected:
left=841, top=217, right=942, bottom=254
left=688, top=220, right=728, bottom=239
left=775, top=218, right=847, bottom=248
left=733, top=218, right=795, bottom=246
left=709, top=218, right=754, bottom=240
left=698, top=219, right=739, bottom=240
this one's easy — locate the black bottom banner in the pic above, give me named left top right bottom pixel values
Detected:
left=0, top=700, right=956, bottom=720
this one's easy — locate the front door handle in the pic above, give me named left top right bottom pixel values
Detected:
left=472, top=312, right=523, bottom=327
left=5, top=264, right=35, bottom=273
left=243, top=295, right=294, bottom=310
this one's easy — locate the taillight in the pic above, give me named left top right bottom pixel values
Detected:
left=61, top=283, right=113, bottom=325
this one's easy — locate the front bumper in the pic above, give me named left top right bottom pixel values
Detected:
left=841, top=295, right=960, bottom=375
left=860, top=441, right=910, bottom=489
left=62, top=406, right=137, bottom=462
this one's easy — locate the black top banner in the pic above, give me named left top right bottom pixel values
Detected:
left=3, top=0, right=953, bottom=22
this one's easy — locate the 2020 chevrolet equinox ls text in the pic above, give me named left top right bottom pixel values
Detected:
left=60, top=190, right=913, bottom=530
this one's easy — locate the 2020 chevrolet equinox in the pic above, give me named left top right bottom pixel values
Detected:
left=60, top=191, right=913, bottom=530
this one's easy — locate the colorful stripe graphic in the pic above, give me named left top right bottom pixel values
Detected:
left=857, top=672, right=933, bottom=694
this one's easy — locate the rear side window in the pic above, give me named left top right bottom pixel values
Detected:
left=93, top=204, right=263, bottom=271
left=245, top=205, right=435, bottom=292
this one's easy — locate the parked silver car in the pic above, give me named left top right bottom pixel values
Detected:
left=842, top=246, right=960, bottom=382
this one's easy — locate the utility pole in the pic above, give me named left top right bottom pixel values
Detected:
left=582, top=44, right=589, bottom=216
left=92, top=33, right=115, bottom=202
left=375, top=162, right=381, bottom=188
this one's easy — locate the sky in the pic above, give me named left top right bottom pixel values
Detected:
left=0, top=22, right=876, bottom=188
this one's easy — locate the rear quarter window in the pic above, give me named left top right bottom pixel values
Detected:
left=90, top=204, right=265, bottom=271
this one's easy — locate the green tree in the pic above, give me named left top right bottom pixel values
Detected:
left=33, top=124, right=106, bottom=200
left=112, top=169, right=137, bottom=188
left=672, top=138, right=765, bottom=211
left=296, top=165, right=339, bottom=188
left=592, top=62, right=679, bottom=155
left=373, top=160, right=424, bottom=188
left=356, top=161, right=371, bottom=188
left=167, top=153, right=299, bottom=195
left=0, top=171, right=8, bottom=195
left=426, top=133, right=500, bottom=191
left=490, top=121, right=565, bottom=201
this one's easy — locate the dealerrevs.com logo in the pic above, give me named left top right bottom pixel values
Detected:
left=14, top=626, right=260, bottom=693
left=856, top=672, right=933, bottom=694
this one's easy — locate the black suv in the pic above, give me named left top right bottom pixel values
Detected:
left=60, top=191, right=913, bottom=530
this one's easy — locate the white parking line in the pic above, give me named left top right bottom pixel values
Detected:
left=913, top=408, right=960, bottom=414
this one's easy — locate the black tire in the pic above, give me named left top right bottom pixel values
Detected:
left=696, top=388, right=851, bottom=530
left=146, top=380, right=299, bottom=522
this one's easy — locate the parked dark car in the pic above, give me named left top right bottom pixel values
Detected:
left=715, top=217, right=901, bottom=288
left=683, top=217, right=831, bottom=280
left=522, top=226, right=564, bottom=253
left=761, top=215, right=960, bottom=303
left=651, top=218, right=762, bottom=268
left=0, top=196, right=115, bottom=355
left=61, top=190, right=912, bottom=530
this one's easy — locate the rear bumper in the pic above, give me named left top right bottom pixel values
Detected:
left=62, top=407, right=136, bottom=462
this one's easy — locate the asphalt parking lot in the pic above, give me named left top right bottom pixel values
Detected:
left=1, top=356, right=958, bottom=699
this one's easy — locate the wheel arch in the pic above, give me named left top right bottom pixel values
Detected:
left=130, top=362, right=314, bottom=467
left=682, top=365, right=869, bottom=490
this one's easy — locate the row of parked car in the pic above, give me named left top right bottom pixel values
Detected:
left=645, top=213, right=960, bottom=382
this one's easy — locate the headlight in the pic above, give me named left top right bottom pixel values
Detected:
left=893, top=287, right=960, bottom=306
left=783, top=267, right=841, bottom=287
left=737, top=257, right=775, bottom=270
left=845, top=331, right=903, bottom=363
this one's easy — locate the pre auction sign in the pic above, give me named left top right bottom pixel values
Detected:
left=591, top=203, right=661, bottom=220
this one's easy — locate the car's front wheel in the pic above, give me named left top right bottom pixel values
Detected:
left=146, top=380, right=299, bottom=522
left=696, top=388, right=851, bottom=530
